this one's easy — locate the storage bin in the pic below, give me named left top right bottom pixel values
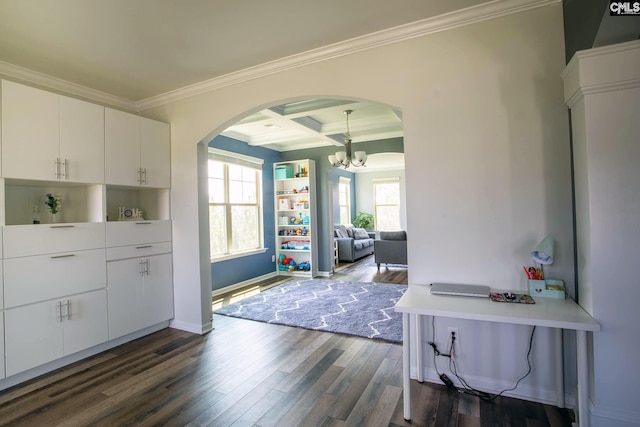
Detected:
left=275, top=165, right=293, bottom=179
left=528, top=279, right=565, bottom=299
left=278, top=199, right=291, bottom=210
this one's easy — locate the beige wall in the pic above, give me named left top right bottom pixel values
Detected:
left=145, top=4, right=575, bottom=402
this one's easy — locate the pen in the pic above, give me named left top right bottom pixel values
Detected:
left=523, top=266, right=531, bottom=279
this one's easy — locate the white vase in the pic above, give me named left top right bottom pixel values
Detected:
left=50, top=212, right=59, bottom=223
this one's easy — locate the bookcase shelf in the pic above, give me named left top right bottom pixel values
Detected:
left=274, top=159, right=317, bottom=277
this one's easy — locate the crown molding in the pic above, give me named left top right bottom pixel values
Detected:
left=0, top=0, right=559, bottom=113
left=135, top=0, right=559, bottom=111
left=0, top=60, right=136, bottom=111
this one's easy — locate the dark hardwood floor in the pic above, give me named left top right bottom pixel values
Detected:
left=0, top=256, right=574, bottom=426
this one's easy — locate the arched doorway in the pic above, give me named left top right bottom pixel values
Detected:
left=203, top=98, right=404, bottom=297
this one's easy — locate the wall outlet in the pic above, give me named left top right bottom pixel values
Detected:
left=448, top=327, right=459, bottom=345
left=271, top=255, right=275, bottom=262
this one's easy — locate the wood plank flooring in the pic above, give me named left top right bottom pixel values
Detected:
left=0, top=256, right=574, bottom=426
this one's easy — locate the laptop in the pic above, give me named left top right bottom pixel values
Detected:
left=430, top=283, right=491, bottom=298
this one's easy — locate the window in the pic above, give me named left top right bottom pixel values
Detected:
left=338, top=177, right=351, bottom=225
left=374, top=178, right=401, bottom=231
left=208, top=148, right=264, bottom=260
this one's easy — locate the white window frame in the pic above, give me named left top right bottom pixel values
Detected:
left=373, top=177, right=402, bottom=231
left=338, top=176, right=351, bottom=225
left=208, top=148, right=266, bottom=262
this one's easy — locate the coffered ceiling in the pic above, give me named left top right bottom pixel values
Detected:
left=221, top=99, right=403, bottom=153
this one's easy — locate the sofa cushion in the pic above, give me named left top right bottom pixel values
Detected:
left=346, top=227, right=355, bottom=238
left=335, top=225, right=349, bottom=238
left=379, top=231, right=407, bottom=241
left=353, top=228, right=370, bottom=240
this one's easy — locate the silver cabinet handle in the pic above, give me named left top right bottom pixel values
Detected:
left=54, top=158, right=61, bottom=178
left=142, top=167, right=147, bottom=185
left=63, top=158, right=69, bottom=180
left=137, top=168, right=142, bottom=184
left=136, top=245, right=152, bottom=249
left=65, top=300, right=71, bottom=320
left=50, top=225, right=75, bottom=229
left=145, top=259, right=150, bottom=275
left=57, top=301, right=63, bottom=322
left=135, top=222, right=152, bottom=225
left=51, top=254, right=76, bottom=259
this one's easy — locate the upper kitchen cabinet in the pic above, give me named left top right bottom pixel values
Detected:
left=1, top=80, right=105, bottom=183
left=105, top=108, right=170, bottom=188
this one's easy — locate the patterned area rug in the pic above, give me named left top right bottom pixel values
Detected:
left=214, top=278, right=406, bottom=343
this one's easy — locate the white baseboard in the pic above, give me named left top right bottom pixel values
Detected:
left=170, top=319, right=213, bottom=335
left=590, top=401, right=640, bottom=426
left=316, top=270, right=333, bottom=277
left=0, top=322, right=169, bottom=392
left=211, top=271, right=278, bottom=298
left=414, top=367, right=576, bottom=408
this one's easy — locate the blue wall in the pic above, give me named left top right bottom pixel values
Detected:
left=328, top=168, right=356, bottom=225
left=209, top=135, right=280, bottom=291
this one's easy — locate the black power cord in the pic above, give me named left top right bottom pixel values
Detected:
left=430, top=317, right=536, bottom=402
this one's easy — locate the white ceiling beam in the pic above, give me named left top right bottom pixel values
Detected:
left=257, top=108, right=344, bottom=147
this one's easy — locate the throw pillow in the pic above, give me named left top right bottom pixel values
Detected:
left=335, top=225, right=349, bottom=238
left=353, top=227, right=370, bottom=240
left=346, top=227, right=355, bottom=238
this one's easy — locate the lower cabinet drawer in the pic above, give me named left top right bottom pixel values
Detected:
left=3, top=222, right=106, bottom=258
left=106, top=220, right=171, bottom=247
left=4, top=249, right=107, bottom=308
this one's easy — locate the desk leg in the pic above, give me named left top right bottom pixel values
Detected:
left=576, top=330, right=590, bottom=427
left=416, top=314, right=424, bottom=382
left=555, top=328, right=565, bottom=408
left=402, top=313, right=411, bottom=421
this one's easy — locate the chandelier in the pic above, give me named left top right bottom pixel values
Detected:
left=328, top=110, right=367, bottom=169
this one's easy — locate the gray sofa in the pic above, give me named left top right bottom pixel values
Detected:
left=334, top=225, right=375, bottom=262
left=374, top=231, right=407, bottom=268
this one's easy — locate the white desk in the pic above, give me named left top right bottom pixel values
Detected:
left=394, top=284, right=600, bottom=427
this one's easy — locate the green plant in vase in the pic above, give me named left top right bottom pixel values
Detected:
left=45, top=193, right=62, bottom=222
left=352, top=211, right=374, bottom=231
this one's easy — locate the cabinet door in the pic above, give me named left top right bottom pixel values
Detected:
left=140, top=118, right=171, bottom=188
left=63, top=290, right=108, bottom=355
left=60, top=95, right=105, bottom=183
left=5, top=301, right=64, bottom=376
left=107, top=258, right=145, bottom=339
left=1, top=80, right=60, bottom=180
left=144, top=253, right=174, bottom=327
left=105, top=108, right=141, bottom=186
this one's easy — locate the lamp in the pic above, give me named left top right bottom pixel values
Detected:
left=531, top=236, right=554, bottom=265
left=328, top=110, right=367, bottom=169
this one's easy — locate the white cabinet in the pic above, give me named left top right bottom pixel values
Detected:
left=1, top=80, right=105, bottom=183
left=105, top=108, right=170, bottom=188
left=107, top=252, right=173, bottom=339
left=141, top=118, right=171, bottom=188
left=274, top=159, right=318, bottom=277
left=1, top=80, right=58, bottom=179
left=0, top=80, right=172, bottom=388
left=4, top=289, right=108, bottom=377
left=59, top=96, right=105, bottom=183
